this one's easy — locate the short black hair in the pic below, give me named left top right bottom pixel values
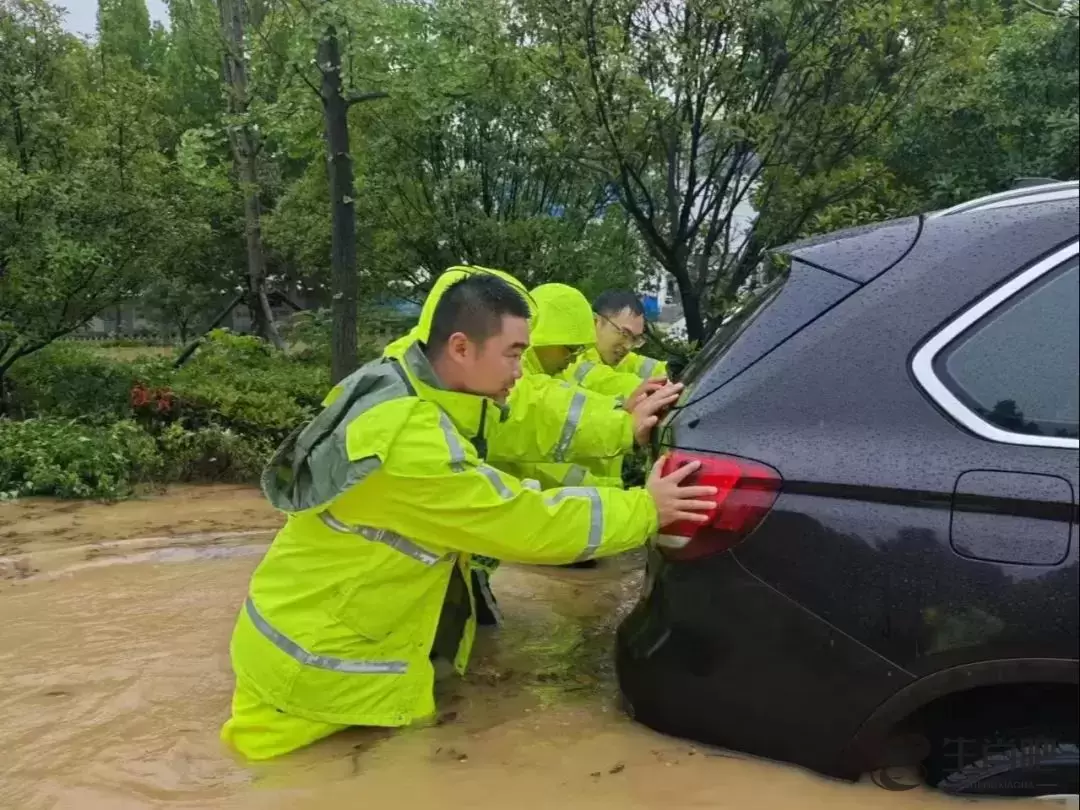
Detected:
left=426, top=274, right=530, bottom=355
left=592, top=289, right=645, bottom=318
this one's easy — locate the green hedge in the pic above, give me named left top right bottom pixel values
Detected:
left=167, top=331, right=330, bottom=438
left=155, top=423, right=276, bottom=486
left=5, top=343, right=143, bottom=422
left=0, top=418, right=276, bottom=499
left=0, top=419, right=160, bottom=499
left=0, top=330, right=342, bottom=499
left=6, top=331, right=332, bottom=438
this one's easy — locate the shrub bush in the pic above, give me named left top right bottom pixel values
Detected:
left=166, top=330, right=329, bottom=438
left=0, top=329, right=379, bottom=499
left=156, top=422, right=274, bottom=484
left=0, top=418, right=277, bottom=499
left=4, top=343, right=141, bottom=422
left=280, top=308, right=400, bottom=366
left=0, top=418, right=161, bottom=500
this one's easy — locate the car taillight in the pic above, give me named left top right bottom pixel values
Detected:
left=655, top=450, right=782, bottom=561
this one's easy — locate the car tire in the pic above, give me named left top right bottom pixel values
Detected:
left=936, top=741, right=1079, bottom=800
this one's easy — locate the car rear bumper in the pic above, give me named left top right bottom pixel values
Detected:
left=615, top=547, right=916, bottom=779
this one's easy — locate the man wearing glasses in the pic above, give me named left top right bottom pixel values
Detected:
left=495, top=282, right=659, bottom=495
left=566, top=290, right=668, bottom=394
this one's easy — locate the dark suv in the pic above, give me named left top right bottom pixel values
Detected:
left=616, top=181, right=1080, bottom=799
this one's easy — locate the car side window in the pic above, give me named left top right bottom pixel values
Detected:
left=934, top=257, right=1079, bottom=441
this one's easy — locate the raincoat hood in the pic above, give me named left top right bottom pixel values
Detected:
left=382, top=265, right=534, bottom=362
left=528, top=284, right=596, bottom=348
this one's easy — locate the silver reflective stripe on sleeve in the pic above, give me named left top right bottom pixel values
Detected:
left=319, top=511, right=444, bottom=566
left=477, top=464, right=514, bottom=500
left=544, top=487, right=604, bottom=562
left=521, top=478, right=542, bottom=491
left=245, top=598, right=407, bottom=675
left=438, top=411, right=468, bottom=472
left=573, top=362, right=596, bottom=384
left=563, top=465, right=587, bottom=486
left=552, top=391, right=587, bottom=462
left=639, top=358, right=658, bottom=379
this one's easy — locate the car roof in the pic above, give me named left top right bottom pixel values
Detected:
left=927, top=180, right=1079, bottom=219
left=779, top=182, right=1078, bottom=284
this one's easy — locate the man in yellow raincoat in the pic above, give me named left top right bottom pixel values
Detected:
left=556, top=289, right=672, bottom=521
left=384, top=269, right=666, bottom=620
left=511, top=283, right=659, bottom=487
left=221, top=273, right=715, bottom=760
left=565, top=289, right=668, bottom=395
left=502, top=283, right=666, bottom=570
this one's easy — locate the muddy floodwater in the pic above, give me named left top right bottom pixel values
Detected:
left=0, top=487, right=1054, bottom=809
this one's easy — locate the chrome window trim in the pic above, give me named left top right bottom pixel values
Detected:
left=911, top=240, right=1080, bottom=450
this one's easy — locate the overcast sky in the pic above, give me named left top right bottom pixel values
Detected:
left=57, top=0, right=170, bottom=37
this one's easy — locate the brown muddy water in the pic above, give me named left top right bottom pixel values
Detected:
left=0, top=487, right=1056, bottom=809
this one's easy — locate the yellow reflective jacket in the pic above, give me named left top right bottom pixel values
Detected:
left=228, top=342, right=657, bottom=729
left=558, top=347, right=668, bottom=485
left=498, top=284, right=632, bottom=490
left=616, top=350, right=668, bottom=380
left=565, top=347, right=668, bottom=396
left=384, top=272, right=633, bottom=491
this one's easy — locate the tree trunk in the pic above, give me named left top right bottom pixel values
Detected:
left=680, top=284, right=706, bottom=346
left=319, top=24, right=359, bottom=385
left=667, top=264, right=705, bottom=346
left=217, top=0, right=284, bottom=349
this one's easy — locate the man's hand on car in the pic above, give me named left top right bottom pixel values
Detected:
left=630, top=382, right=682, bottom=446
left=646, top=457, right=717, bottom=528
left=624, top=378, right=669, bottom=413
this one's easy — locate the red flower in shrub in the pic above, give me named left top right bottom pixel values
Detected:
left=155, top=388, right=174, bottom=413
left=130, top=384, right=151, bottom=408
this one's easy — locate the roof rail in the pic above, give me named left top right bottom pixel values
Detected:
left=928, top=180, right=1078, bottom=219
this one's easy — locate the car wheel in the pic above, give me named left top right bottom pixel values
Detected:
left=937, top=741, right=1078, bottom=802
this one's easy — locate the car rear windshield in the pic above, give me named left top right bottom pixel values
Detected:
left=676, top=258, right=859, bottom=405
left=676, top=268, right=789, bottom=387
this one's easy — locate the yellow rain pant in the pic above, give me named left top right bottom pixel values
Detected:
left=220, top=682, right=347, bottom=761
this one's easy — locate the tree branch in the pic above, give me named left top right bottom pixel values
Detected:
left=347, top=90, right=389, bottom=105
left=1021, top=0, right=1079, bottom=18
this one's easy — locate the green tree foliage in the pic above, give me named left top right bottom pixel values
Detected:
left=97, top=0, right=154, bottom=71
left=888, top=9, right=1079, bottom=207
left=0, top=0, right=166, bottom=387
left=527, top=0, right=983, bottom=341
left=259, top=0, right=646, bottom=310
left=2, top=0, right=1078, bottom=382
left=770, top=3, right=1079, bottom=238
left=354, top=0, right=646, bottom=293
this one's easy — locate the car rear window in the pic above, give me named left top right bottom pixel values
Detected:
left=677, top=258, right=859, bottom=404
left=935, top=257, right=1080, bottom=440
left=675, top=266, right=789, bottom=386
